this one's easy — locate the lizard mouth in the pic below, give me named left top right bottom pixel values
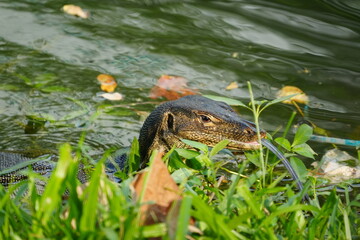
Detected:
left=227, top=139, right=261, bottom=150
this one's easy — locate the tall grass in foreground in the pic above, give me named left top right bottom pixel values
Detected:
left=1, top=91, right=359, bottom=239
left=1, top=139, right=358, bottom=239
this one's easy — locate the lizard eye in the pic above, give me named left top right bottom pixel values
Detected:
left=200, top=115, right=211, bottom=123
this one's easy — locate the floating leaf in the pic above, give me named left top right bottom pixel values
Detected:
left=225, top=82, right=238, bottom=90
left=149, top=75, right=196, bottom=100
left=100, top=92, right=123, bottom=101
left=97, top=74, right=118, bottom=93
left=277, top=86, right=309, bottom=104
left=62, top=4, right=89, bottom=19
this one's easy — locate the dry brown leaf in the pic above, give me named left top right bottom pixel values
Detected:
left=131, top=151, right=182, bottom=226
left=62, top=4, right=89, bottom=19
left=100, top=92, right=123, bottom=101
left=97, top=74, right=118, bottom=92
left=225, top=81, right=238, bottom=90
left=149, top=75, right=197, bottom=100
left=277, top=86, right=309, bottom=104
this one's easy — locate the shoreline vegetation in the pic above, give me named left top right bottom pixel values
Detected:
left=1, top=86, right=359, bottom=239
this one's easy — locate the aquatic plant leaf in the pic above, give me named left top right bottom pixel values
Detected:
left=33, top=73, right=56, bottom=87
left=0, top=84, right=20, bottom=90
left=40, top=85, right=71, bottom=92
left=292, top=124, right=313, bottom=147
left=61, top=109, right=88, bottom=121
left=15, top=74, right=32, bottom=86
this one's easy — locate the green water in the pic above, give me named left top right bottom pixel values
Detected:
left=0, top=0, right=359, bottom=159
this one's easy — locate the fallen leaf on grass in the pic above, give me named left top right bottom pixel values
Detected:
left=149, top=75, right=196, bottom=100
left=100, top=92, right=123, bottom=101
left=131, top=151, right=182, bottom=226
left=97, top=74, right=118, bottom=93
left=225, top=81, right=238, bottom=90
left=62, top=4, right=90, bottom=19
left=277, top=86, right=309, bottom=104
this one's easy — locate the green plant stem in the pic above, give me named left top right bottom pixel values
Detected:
left=247, top=81, right=266, bottom=187
left=283, top=111, right=297, bottom=138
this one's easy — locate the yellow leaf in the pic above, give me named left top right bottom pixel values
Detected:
left=97, top=74, right=117, bottom=93
left=225, top=81, right=238, bottom=90
left=62, top=4, right=89, bottom=19
left=277, top=86, right=309, bottom=104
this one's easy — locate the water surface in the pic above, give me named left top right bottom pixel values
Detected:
left=0, top=0, right=359, bottom=158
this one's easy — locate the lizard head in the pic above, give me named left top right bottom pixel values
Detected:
left=139, top=95, right=266, bottom=163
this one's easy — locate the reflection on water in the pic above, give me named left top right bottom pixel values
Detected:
left=0, top=0, right=359, bottom=157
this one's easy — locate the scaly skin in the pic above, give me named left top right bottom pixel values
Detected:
left=139, top=95, right=265, bottom=166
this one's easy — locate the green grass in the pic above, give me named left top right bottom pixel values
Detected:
left=1, top=139, right=358, bottom=239
left=1, top=88, right=359, bottom=239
